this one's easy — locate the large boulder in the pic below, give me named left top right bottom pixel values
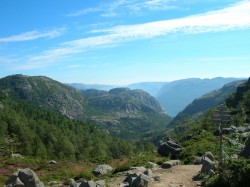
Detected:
left=5, top=168, right=44, bottom=187
left=158, top=140, right=183, bottom=158
left=93, top=164, right=113, bottom=176
left=131, top=173, right=151, bottom=187
left=123, top=166, right=156, bottom=187
left=201, top=157, right=214, bottom=173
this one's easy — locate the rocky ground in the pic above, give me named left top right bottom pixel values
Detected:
left=108, top=164, right=202, bottom=187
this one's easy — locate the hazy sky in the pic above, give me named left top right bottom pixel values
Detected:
left=0, top=0, right=249, bottom=84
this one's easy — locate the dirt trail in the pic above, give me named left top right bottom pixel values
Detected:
left=152, top=165, right=202, bottom=187
left=108, top=165, right=202, bottom=187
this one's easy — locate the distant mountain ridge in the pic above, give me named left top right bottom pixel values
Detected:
left=156, top=77, right=243, bottom=117
left=170, top=80, right=246, bottom=126
left=69, top=77, right=244, bottom=117
left=0, top=74, right=171, bottom=140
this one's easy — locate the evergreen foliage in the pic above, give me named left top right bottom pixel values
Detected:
left=0, top=96, right=135, bottom=161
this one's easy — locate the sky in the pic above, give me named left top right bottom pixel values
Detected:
left=0, top=0, right=250, bottom=85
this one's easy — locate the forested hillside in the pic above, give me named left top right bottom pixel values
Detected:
left=0, top=93, right=135, bottom=161
left=0, top=75, right=171, bottom=141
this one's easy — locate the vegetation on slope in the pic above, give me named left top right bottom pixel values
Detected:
left=171, top=80, right=245, bottom=126
left=0, top=93, right=136, bottom=161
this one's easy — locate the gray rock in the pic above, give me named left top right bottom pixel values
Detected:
left=10, top=153, right=23, bottom=159
left=93, top=164, right=113, bottom=176
left=208, top=169, right=215, bottom=177
left=192, top=157, right=202, bottom=165
left=143, top=169, right=152, bottom=176
left=237, top=127, right=246, bottom=133
left=119, top=182, right=129, bottom=187
left=48, top=160, right=57, bottom=164
left=202, top=152, right=214, bottom=161
left=131, top=174, right=151, bottom=187
left=124, top=167, right=147, bottom=186
left=147, top=162, right=158, bottom=168
left=80, top=181, right=97, bottom=187
left=158, top=141, right=183, bottom=158
left=80, top=180, right=105, bottom=187
left=127, top=167, right=147, bottom=176
left=201, top=157, right=214, bottom=173
left=5, top=168, right=44, bottom=187
left=66, top=179, right=78, bottom=187
left=95, top=180, right=105, bottom=187
left=162, top=160, right=180, bottom=169
left=153, top=176, right=161, bottom=182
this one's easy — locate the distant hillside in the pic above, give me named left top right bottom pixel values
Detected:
left=156, top=77, right=243, bottom=117
left=70, top=82, right=167, bottom=96
left=0, top=75, right=171, bottom=140
left=82, top=88, right=171, bottom=139
left=69, top=83, right=116, bottom=91
left=171, top=80, right=245, bottom=126
left=127, top=82, right=167, bottom=96
left=0, top=74, right=86, bottom=119
left=0, top=89, right=135, bottom=161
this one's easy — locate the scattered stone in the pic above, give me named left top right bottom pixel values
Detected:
left=95, top=180, right=106, bottom=187
left=93, top=164, right=113, bottom=176
left=10, top=153, right=23, bottom=159
left=143, top=169, right=152, bottom=176
left=237, top=127, right=246, bottom=133
left=48, top=160, right=57, bottom=164
left=147, top=162, right=158, bottom=168
left=201, top=157, right=214, bottom=173
left=131, top=173, right=151, bottom=187
left=80, top=180, right=105, bottom=187
left=202, top=152, right=214, bottom=161
left=5, top=168, right=44, bottom=187
left=158, top=140, right=183, bottom=158
left=162, top=160, right=180, bottom=169
left=208, top=169, right=215, bottom=177
left=153, top=176, right=161, bottom=181
left=192, top=157, right=202, bottom=165
left=64, top=179, right=78, bottom=187
left=119, top=182, right=129, bottom=187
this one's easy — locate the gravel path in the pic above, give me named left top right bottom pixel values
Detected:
left=152, top=165, right=202, bottom=187
left=108, top=164, right=202, bottom=187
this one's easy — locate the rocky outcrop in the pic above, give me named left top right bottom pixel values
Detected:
left=201, top=157, right=214, bottom=173
left=122, top=167, right=153, bottom=187
left=214, top=125, right=250, bottom=136
left=202, top=152, right=214, bottom=161
left=5, top=168, right=44, bottom=187
left=131, top=173, right=151, bottom=187
left=93, top=164, right=113, bottom=176
left=158, top=140, right=183, bottom=158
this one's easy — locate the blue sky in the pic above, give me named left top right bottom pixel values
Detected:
left=0, top=0, right=250, bottom=84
